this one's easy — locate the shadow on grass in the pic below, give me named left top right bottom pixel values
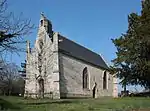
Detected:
left=131, top=109, right=150, bottom=111
left=25, top=100, right=78, bottom=105
left=0, top=98, right=20, bottom=110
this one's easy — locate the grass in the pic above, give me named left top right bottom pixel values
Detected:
left=0, top=96, right=150, bottom=111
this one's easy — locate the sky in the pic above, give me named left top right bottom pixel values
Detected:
left=7, top=0, right=143, bottom=92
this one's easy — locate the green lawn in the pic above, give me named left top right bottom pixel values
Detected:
left=0, top=96, right=150, bottom=111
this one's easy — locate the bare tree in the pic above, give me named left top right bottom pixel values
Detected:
left=0, top=0, right=34, bottom=53
left=0, top=60, right=23, bottom=96
left=0, top=59, right=7, bottom=95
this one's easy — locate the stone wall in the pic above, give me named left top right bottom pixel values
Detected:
left=47, top=32, right=60, bottom=99
left=113, top=75, right=118, bottom=98
left=59, top=53, right=113, bottom=98
left=24, top=49, right=39, bottom=98
left=25, top=23, right=60, bottom=99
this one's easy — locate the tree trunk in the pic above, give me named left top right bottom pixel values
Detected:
left=124, top=85, right=126, bottom=92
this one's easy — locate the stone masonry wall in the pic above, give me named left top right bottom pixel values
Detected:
left=24, top=49, right=39, bottom=98
left=25, top=27, right=60, bottom=99
left=59, top=53, right=113, bottom=98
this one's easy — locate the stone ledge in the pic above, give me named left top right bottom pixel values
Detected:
left=24, top=92, right=60, bottom=99
left=60, top=92, right=91, bottom=99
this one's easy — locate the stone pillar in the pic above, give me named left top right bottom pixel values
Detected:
left=113, top=75, right=118, bottom=98
left=52, top=32, right=60, bottom=99
left=26, top=40, right=30, bottom=62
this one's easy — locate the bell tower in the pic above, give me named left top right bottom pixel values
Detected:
left=39, top=13, right=53, bottom=38
left=36, top=13, right=53, bottom=52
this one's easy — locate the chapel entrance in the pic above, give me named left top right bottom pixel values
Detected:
left=92, top=82, right=97, bottom=98
left=38, top=78, right=44, bottom=98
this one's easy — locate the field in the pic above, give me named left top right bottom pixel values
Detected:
left=0, top=96, right=150, bottom=111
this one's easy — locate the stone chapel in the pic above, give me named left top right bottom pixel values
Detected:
left=24, top=14, right=118, bottom=99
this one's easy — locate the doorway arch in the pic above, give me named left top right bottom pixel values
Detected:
left=38, top=78, right=44, bottom=98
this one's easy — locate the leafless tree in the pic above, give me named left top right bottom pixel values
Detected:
left=0, top=59, right=23, bottom=96
left=0, top=0, right=34, bottom=53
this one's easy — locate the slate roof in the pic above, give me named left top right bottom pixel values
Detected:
left=58, top=35, right=109, bottom=70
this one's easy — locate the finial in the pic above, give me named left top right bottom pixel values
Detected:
left=26, top=40, right=30, bottom=53
left=41, top=12, right=44, bottom=16
left=40, top=12, right=46, bottom=20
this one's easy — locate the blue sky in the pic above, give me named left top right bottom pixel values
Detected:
left=7, top=0, right=143, bottom=92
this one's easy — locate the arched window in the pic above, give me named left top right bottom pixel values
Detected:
left=103, top=71, right=107, bottom=89
left=83, top=67, right=88, bottom=89
left=39, top=39, right=43, bottom=50
left=40, top=20, right=43, bottom=26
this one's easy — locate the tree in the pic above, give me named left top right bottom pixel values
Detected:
left=0, top=59, right=24, bottom=96
left=0, top=0, right=34, bottom=53
left=112, top=0, right=150, bottom=90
